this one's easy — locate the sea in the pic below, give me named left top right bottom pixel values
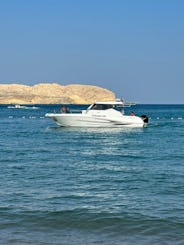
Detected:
left=0, top=104, right=184, bottom=245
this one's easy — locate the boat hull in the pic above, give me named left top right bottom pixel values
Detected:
left=45, top=113, right=145, bottom=128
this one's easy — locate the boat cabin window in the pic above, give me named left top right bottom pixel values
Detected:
left=90, top=104, right=121, bottom=110
left=90, top=104, right=113, bottom=110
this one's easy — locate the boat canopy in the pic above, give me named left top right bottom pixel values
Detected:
left=87, top=101, right=124, bottom=111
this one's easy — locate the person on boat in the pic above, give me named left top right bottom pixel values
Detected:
left=130, top=111, right=135, bottom=116
left=61, top=105, right=70, bottom=113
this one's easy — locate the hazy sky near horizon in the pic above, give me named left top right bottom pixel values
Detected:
left=0, top=0, right=184, bottom=103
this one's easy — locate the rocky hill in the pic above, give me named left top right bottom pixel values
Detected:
left=0, top=83, right=116, bottom=104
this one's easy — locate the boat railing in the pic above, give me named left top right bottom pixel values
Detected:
left=123, top=102, right=136, bottom=107
left=116, top=98, right=136, bottom=107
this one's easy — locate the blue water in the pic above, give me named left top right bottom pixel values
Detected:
left=0, top=104, right=184, bottom=245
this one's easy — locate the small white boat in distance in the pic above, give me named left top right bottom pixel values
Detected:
left=45, top=101, right=148, bottom=128
left=7, top=104, right=28, bottom=109
left=7, top=104, right=39, bottom=109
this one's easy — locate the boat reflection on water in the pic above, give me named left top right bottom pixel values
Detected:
left=46, top=125, right=145, bottom=134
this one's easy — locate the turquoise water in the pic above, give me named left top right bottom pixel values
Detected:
left=0, top=104, right=184, bottom=244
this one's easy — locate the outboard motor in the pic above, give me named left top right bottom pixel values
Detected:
left=140, top=115, right=149, bottom=123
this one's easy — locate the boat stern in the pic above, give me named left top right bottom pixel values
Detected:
left=140, top=115, right=149, bottom=125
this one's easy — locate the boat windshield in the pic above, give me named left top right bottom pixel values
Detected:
left=89, top=103, right=123, bottom=111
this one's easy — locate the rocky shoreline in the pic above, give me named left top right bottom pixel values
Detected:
left=0, top=83, right=115, bottom=104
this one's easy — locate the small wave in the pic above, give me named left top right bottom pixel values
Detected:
left=1, top=209, right=184, bottom=234
left=1, top=209, right=184, bottom=245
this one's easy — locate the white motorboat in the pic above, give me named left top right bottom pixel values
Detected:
left=7, top=104, right=28, bottom=109
left=7, top=104, right=39, bottom=109
left=45, top=101, right=148, bottom=128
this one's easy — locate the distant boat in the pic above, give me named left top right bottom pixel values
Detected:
left=7, top=104, right=39, bottom=109
left=7, top=104, right=27, bottom=109
left=45, top=100, right=148, bottom=128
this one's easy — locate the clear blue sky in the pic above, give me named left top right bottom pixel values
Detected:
left=0, top=0, right=184, bottom=103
